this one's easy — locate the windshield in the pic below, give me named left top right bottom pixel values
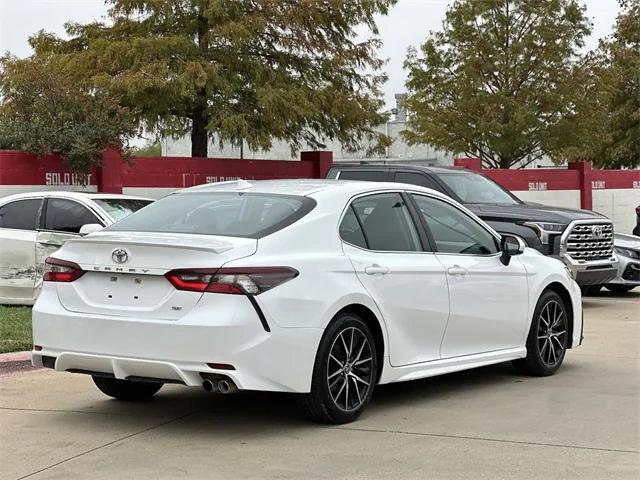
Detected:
left=107, top=192, right=315, bottom=238
left=93, top=198, right=154, bottom=222
left=438, top=173, right=521, bottom=205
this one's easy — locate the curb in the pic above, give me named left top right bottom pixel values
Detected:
left=0, top=351, right=31, bottom=363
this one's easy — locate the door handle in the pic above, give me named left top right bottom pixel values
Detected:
left=447, top=265, right=467, bottom=276
left=38, top=241, right=63, bottom=247
left=365, top=265, right=389, bottom=275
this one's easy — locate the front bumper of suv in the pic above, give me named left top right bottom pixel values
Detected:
left=559, top=220, right=619, bottom=286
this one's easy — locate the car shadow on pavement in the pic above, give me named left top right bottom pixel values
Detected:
left=587, top=289, right=639, bottom=299
left=43, top=362, right=535, bottom=435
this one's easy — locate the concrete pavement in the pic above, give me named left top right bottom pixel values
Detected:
left=1, top=291, right=638, bottom=479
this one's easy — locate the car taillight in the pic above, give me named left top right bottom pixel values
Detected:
left=165, top=267, right=298, bottom=295
left=43, top=257, right=85, bottom=282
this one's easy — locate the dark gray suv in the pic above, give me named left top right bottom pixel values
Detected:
left=327, top=163, right=618, bottom=290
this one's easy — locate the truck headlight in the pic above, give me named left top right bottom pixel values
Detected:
left=523, top=222, right=567, bottom=245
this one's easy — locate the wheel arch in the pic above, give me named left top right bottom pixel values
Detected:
left=332, top=303, right=385, bottom=382
left=541, top=282, right=575, bottom=349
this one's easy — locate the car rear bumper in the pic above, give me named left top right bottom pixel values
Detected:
left=32, top=286, right=323, bottom=393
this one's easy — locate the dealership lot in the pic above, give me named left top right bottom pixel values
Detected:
left=1, top=292, right=638, bottom=480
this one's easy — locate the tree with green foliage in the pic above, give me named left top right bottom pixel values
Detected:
left=604, top=0, right=640, bottom=168
left=132, top=140, right=162, bottom=157
left=32, top=0, right=395, bottom=158
left=0, top=55, right=137, bottom=173
left=562, top=0, right=639, bottom=168
left=403, top=0, right=591, bottom=169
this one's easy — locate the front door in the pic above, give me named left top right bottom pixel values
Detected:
left=409, top=193, right=529, bottom=358
left=340, top=192, right=450, bottom=366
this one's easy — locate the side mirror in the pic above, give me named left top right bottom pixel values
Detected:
left=79, top=223, right=104, bottom=235
left=500, top=234, right=526, bottom=266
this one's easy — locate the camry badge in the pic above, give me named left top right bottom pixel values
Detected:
left=112, top=248, right=129, bottom=264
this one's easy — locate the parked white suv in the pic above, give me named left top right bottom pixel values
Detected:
left=0, top=191, right=152, bottom=305
left=32, top=180, right=582, bottom=423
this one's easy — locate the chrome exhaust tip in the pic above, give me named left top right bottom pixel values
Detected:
left=217, top=379, right=237, bottom=394
left=202, top=379, right=217, bottom=393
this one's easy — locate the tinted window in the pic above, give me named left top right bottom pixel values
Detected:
left=412, top=194, right=498, bottom=255
left=352, top=193, right=421, bottom=252
left=339, top=206, right=367, bottom=248
left=337, top=170, right=387, bottom=182
left=395, top=172, right=442, bottom=192
left=0, top=199, right=42, bottom=230
left=108, top=193, right=315, bottom=238
left=92, top=199, right=153, bottom=222
left=45, top=198, right=101, bottom=233
left=437, top=172, right=520, bottom=205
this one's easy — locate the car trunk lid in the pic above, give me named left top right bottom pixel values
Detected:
left=54, top=231, right=257, bottom=320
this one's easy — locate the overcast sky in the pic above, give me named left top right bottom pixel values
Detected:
left=0, top=0, right=621, bottom=110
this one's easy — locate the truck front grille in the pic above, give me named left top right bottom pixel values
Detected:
left=565, top=223, right=614, bottom=261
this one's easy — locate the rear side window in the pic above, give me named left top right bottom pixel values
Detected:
left=395, top=172, right=442, bottom=192
left=0, top=199, right=42, bottom=230
left=337, top=170, right=387, bottom=182
left=45, top=198, right=101, bottom=233
left=349, top=193, right=421, bottom=252
left=339, top=206, right=367, bottom=249
left=108, top=192, right=316, bottom=238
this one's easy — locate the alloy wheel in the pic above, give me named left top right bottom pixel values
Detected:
left=326, top=327, right=374, bottom=412
left=536, top=300, right=567, bottom=368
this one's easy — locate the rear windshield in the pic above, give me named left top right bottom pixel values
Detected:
left=107, top=192, right=316, bottom=238
left=93, top=199, right=154, bottom=222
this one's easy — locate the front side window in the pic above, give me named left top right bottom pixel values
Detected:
left=437, top=172, right=520, bottom=205
left=108, top=192, right=315, bottom=238
left=92, top=199, right=153, bottom=222
left=45, top=199, right=101, bottom=233
left=349, top=193, right=421, bottom=252
left=411, top=194, right=498, bottom=255
left=0, top=199, right=42, bottom=230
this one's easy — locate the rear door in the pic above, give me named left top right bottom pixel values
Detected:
left=409, top=193, right=529, bottom=358
left=0, top=198, right=43, bottom=303
left=35, top=198, right=104, bottom=292
left=340, top=192, right=450, bottom=366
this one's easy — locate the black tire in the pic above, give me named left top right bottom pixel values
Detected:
left=605, top=284, right=635, bottom=293
left=298, top=313, right=378, bottom=424
left=92, top=376, right=162, bottom=401
left=580, top=284, right=602, bottom=296
left=513, top=290, right=569, bottom=376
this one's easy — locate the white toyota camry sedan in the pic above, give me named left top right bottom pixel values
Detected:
left=32, top=179, right=582, bottom=424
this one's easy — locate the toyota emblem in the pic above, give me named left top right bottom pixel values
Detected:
left=591, top=226, right=604, bottom=239
left=112, top=249, right=129, bottom=264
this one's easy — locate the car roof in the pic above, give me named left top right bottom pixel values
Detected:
left=331, top=162, right=471, bottom=175
left=179, top=178, right=450, bottom=200
left=0, top=191, right=152, bottom=203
